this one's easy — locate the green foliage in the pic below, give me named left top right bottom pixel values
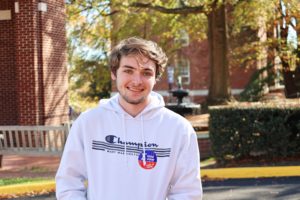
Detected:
left=209, top=103, right=300, bottom=165
left=230, top=0, right=277, bottom=36
left=239, top=63, right=278, bottom=101
left=69, top=55, right=111, bottom=102
left=67, top=1, right=112, bottom=110
left=111, top=2, right=207, bottom=55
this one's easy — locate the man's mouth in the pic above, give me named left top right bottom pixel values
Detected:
left=127, top=87, right=144, bottom=92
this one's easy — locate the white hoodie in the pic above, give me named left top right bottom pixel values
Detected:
left=56, top=92, right=202, bottom=200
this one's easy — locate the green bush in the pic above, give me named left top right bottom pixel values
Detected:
left=209, top=102, right=300, bottom=164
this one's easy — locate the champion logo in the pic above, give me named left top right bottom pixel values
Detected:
left=92, top=140, right=171, bottom=157
left=105, top=135, right=159, bottom=149
left=92, top=135, right=171, bottom=168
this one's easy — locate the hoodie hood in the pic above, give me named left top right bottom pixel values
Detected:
left=99, top=91, right=165, bottom=119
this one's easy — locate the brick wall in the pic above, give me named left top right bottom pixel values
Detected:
left=15, top=0, right=39, bottom=125
left=198, top=138, right=212, bottom=159
left=41, top=0, right=69, bottom=125
left=0, top=0, right=18, bottom=125
left=0, top=0, right=68, bottom=125
left=183, top=40, right=210, bottom=91
left=153, top=38, right=255, bottom=104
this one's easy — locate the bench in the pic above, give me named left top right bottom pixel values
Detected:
left=0, top=125, right=69, bottom=167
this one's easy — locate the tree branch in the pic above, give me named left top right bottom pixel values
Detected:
left=74, top=2, right=118, bottom=16
left=130, top=2, right=206, bottom=15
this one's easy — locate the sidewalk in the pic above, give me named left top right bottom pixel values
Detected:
left=1, top=155, right=300, bottom=198
left=0, top=155, right=60, bottom=179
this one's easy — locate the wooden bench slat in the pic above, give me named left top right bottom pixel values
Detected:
left=60, top=130, right=64, bottom=151
left=28, top=131, right=33, bottom=148
left=47, top=130, right=52, bottom=151
left=3, top=131, right=8, bottom=148
left=15, top=131, right=20, bottom=149
left=40, top=130, right=45, bottom=150
left=0, top=131, right=3, bottom=149
left=34, top=130, right=39, bottom=148
left=8, top=131, right=13, bottom=148
left=53, top=130, right=58, bottom=152
left=21, top=130, right=26, bottom=149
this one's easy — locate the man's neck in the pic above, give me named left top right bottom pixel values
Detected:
left=118, top=97, right=151, bottom=117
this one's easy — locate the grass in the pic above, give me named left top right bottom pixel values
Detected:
left=0, top=177, right=53, bottom=186
left=24, top=166, right=51, bottom=173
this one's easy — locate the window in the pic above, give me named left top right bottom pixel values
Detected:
left=175, top=29, right=189, bottom=47
left=175, top=54, right=190, bottom=85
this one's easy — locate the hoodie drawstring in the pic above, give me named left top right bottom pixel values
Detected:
left=122, top=113, right=128, bottom=165
left=141, top=116, right=146, bottom=166
left=122, top=114, right=146, bottom=166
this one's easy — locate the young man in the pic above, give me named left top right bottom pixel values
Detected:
left=56, top=37, right=203, bottom=200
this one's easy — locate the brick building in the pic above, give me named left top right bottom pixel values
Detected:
left=0, top=0, right=69, bottom=125
left=151, top=39, right=256, bottom=104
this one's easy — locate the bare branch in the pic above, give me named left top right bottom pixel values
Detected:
left=73, top=2, right=118, bottom=16
left=130, top=2, right=206, bottom=15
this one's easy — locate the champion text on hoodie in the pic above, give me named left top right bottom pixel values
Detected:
left=55, top=92, right=203, bottom=200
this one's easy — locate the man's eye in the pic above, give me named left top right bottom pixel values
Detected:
left=143, top=72, right=153, bottom=77
left=124, top=70, right=133, bottom=74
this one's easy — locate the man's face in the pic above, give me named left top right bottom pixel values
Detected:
left=111, top=54, right=156, bottom=110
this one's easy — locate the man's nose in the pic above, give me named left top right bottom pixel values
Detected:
left=132, top=73, right=142, bottom=84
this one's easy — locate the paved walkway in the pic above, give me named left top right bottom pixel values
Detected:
left=0, top=155, right=60, bottom=178
left=203, top=177, right=300, bottom=200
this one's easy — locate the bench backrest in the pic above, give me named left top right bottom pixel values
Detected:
left=0, top=125, right=69, bottom=156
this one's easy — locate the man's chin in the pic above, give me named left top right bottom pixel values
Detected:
left=123, top=95, right=146, bottom=105
left=126, top=98, right=145, bottom=105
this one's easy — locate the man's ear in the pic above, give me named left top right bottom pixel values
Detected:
left=111, top=72, right=116, bottom=80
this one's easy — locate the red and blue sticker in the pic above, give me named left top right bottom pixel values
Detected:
left=138, top=150, right=157, bottom=169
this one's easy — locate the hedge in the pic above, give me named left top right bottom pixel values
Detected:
left=209, top=102, right=300, bottom=164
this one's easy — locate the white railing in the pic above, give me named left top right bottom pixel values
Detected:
left=0, top=125, right=69, bottom=156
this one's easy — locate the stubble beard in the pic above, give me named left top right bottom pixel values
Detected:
left=121, top=93, right=146, bottom=105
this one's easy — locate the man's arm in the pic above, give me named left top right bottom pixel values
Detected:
left=55, top=118, right=88, bottom=200
left=168, top=126, right=203, bottom=200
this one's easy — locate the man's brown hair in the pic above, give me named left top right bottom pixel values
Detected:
left=109, top=37, right=168, bottom=79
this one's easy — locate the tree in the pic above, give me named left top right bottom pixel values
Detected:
left=275, top=0, right=300, bottom=98
left=66, top=1, right=112, bottom=110
left=66, top=0, right=300, bottom=105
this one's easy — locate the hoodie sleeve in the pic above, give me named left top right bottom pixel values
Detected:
left=55, top=117, right=88, bottom=200
left=167, top=124, right=203, bottom=200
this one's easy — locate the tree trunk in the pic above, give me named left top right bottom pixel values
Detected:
left=207, top=2, right=232, bottom=105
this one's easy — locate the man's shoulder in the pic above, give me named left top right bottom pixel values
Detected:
left=160, top=107, right=191, bottom=125
left=76, top=106, right=107, bottom=121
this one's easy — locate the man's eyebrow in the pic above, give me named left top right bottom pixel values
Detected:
left=121, top=65, right=154, bottom=72
left=143, top=68, right=155, bottom=72
left=121, top=65, right=135, bottom=69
